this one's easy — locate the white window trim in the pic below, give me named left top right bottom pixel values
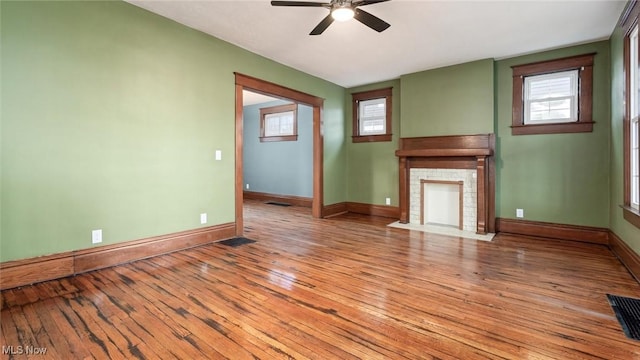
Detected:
left=523, top=70, right=578, bottom=125
left=358, top=98, right=387, bottom=136
left=632, top=116, right=639, bottom=210
left=630, top=25, right=639, bottom=210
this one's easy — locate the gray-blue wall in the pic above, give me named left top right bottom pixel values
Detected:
left=243, top=100, right=313, bottom=197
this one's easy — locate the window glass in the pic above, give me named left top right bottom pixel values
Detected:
left=351, top=87, right=392, bottom=142
left=633, top=117, right=639, bottom=209
left=631, top=26, right=640, bottom=210
left=524, top=70, right=577, bottom=124
left=359, top=98, right=386, bottom=135
left=622, top=3, right=640, bottom=227
left=264, top=111, right=295, bottom=137
left=259, top=103, right=297, bottom=142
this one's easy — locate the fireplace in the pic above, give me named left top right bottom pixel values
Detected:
left=413, top=171, right=475, bottom=231
left=395, top=134, right=495, bottom=234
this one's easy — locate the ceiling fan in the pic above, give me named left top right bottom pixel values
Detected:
left=271, top=0, right=391, bottom=35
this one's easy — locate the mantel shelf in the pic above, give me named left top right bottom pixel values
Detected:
left=395, top=148, right=492, bottom=158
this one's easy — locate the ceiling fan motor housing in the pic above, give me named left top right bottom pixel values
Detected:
left=271, top=0, right=391, bottom=35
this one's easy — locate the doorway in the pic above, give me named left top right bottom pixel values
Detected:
left=234, top=73, right=324, bottom=236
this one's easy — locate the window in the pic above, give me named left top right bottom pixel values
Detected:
left=623, top=2, right=640, bottom=228
left=633, top=116, right=639, bottom=209
left=260, top=103, right=297, bottom=142
left=511, top=53, right=595, bottom=135
left=630, top=25, right=640, bottom=212
left=359, top=98, right=386, bottom=135
left=352, top=87, right=392, bottom=142
left=524, top=70, right=578, bottom=124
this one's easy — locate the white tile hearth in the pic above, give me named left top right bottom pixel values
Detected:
left=387, top=221, right=495, bottom=241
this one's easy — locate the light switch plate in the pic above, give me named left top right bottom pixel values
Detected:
left=215, top=150, right=222, bottom=161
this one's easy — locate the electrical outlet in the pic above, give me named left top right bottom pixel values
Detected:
left=200, top=213, right=207, bottom=224
left=92, top=229, right=102, bottom=244
left=246, top=184, right=250, bottom=190
left=215, top=150, right=222, bottom=161
left=385, top=197, right=391, bottom=205
left=516, top=208, right=524, bottom=218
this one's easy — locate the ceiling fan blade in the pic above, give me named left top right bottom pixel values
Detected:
left=354, top=8, right=390, bottom=32
left=310, top=13, right=334, bottom=35
left=271, top=1, right=328, bottom=7
left=353, top=0, right=391, bottom=7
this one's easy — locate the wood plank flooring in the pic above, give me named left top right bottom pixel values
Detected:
left=2, top=200, right=640, bottom=359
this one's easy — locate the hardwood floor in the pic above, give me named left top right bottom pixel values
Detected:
left=2, top=200, right=640, bottom=359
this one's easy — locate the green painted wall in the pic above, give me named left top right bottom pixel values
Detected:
left=610, top=24, right=640, bottom=252
left=495, top=41, right=611, bottom=227
left=4, top=1, right=636, bottom=264
left=0, top=1, right=346, bottom=262
left=400, top=59, right=494, bottom=137
left=346, top=80, right=400, bottom=206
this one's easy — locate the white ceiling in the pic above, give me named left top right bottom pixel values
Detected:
left=242, top=90, right=283, bottom=105
left=127, top=0, right=627, bottom=88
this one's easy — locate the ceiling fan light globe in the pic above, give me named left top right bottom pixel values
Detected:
left=331, top=7, right=354, bottom=22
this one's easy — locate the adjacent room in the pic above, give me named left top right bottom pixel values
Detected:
left=2, top=0, right=640, bottom=358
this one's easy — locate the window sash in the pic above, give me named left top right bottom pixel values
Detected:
left=631, top=25, right=640, bottom=210
left=632, top=27, right=639, bottom=120
left=351, top=87, right=392, bottom=142
left=633, top=117, right=640, bottom=209
left=264, top=111, right=294, bottom=137
left=524, top=70, right=578, bottom=124
left=358, top=98, right=386, bottom=135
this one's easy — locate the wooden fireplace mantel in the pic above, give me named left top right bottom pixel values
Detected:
left=395, top=134, right=496, bottom=234
left=395, top=148, right=492, bottom=158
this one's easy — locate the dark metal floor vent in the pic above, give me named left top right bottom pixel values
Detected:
left=217, top=237, right=256, bottom=247
left=607, top=294, right=640, bottom=341
left=265, top=201, right=291, bottom=207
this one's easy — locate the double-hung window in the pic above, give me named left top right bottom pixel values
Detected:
left=524, top=70, right=578, bottom=125
left=511, top=54, right=595, bottom=135
left=259, top=103, right=297, bottom=142
left=352, top=87, right=392, bottom=143
left=633, top=113, right=639, bottom=211
left=630, top=26, right=640, bottom=212
left=358, top=98, right=386, bottom=135
left=623, top=5, right=640, bottom=228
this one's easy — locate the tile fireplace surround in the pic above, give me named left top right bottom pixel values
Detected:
left=411, top=169, right=477, bottom=232
left=395, top=134, right=496, bottom=234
